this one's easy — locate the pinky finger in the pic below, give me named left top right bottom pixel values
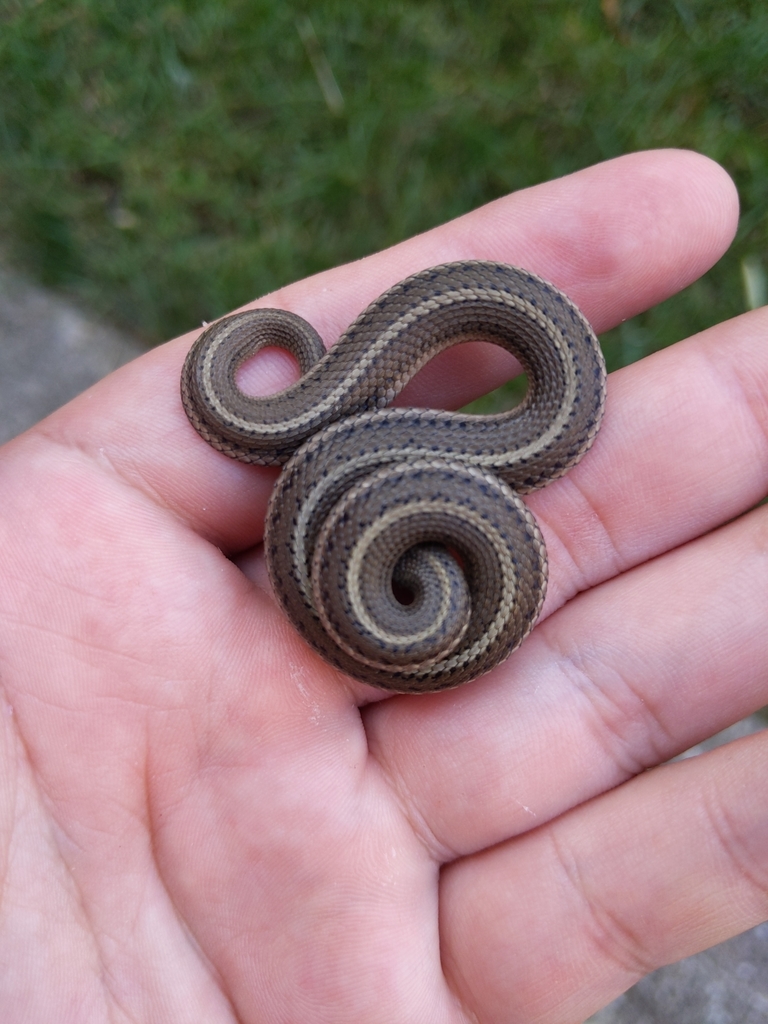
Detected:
left=440, top=731, right=768, bottom=1024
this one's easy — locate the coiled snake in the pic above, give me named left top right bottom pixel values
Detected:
left=181, top=261, right=606, bottom=693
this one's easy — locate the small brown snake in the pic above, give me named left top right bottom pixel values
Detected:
left=181, top=261, right=606, bottom=693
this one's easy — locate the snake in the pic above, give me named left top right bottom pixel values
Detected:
left=181, top=261, right=606, bottom=693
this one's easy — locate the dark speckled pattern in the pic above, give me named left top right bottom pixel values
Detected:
left=181, top=262, right=606, bottom=691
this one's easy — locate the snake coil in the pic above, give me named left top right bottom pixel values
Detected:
left=181, top=261, right=606, bottom=692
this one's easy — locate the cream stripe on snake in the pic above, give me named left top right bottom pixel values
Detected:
left=181, top=261, right=606, bottom=692
left=325, top=497, right=517, bottom=671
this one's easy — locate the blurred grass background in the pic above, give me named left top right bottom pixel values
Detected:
left=1, top=0, right=766, bottom=408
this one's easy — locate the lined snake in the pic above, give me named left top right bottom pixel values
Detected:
left=181, top=261, right=606, bottom=693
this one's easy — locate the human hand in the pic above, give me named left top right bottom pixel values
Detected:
left=0, top=149, right=765, bottom=1024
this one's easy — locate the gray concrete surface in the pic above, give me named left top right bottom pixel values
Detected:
left=0, top=267, right=144, bottom=443
left=591, top=921, right=768, bottom=1024
left=0, top=268, right=766, bottom=1022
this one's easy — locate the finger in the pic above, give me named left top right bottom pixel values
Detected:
left=440, top=731, right=768, bottom=1024
left=366, top=496, right=768, bottom=857
left=365, top=305, right=768, bottom=848
left=28, top=149, right=737, bottom=552
left=530, top=304, right=768, bottom=618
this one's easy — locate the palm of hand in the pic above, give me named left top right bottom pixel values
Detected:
left=1, top=151, right=766, bottom=1024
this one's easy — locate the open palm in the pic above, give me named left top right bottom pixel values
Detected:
left=1, top=150, right=766, bottom=1024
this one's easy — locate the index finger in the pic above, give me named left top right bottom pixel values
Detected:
left=21, top=148, right=737, bottom=553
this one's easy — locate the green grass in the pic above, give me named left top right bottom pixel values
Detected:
left=1, top=0, right=766, bottom=406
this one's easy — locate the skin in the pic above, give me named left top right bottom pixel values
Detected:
left=0, top=148, right=766, bottom=1024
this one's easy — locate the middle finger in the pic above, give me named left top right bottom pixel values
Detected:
left=365, top=305, right=768, bottom=857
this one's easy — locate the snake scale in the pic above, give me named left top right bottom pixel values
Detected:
left=181, top=261, right=606, bottom=693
